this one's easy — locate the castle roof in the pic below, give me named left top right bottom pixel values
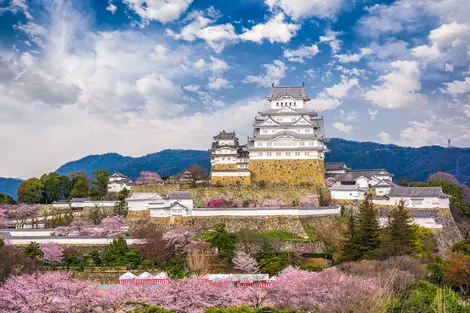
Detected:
left=388, top=186, right=450, bottom=198
left=333, top=169, right=392, bottom=182
left=167, top=191, right=193, bottom=200
left=325, top=162, right=348, bottom=171
left=214, top=131, right=237, bottom=140
left=258, top=108, right=315, bottom=115
left=249, top=131, right=325, bottom=141
left=266, top=84, right=310, bottom=101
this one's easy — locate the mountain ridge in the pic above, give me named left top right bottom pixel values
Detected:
left=1, top=138, right=469, bottom=199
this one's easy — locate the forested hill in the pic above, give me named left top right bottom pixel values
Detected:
left=1, top=139, right=470, bottom=199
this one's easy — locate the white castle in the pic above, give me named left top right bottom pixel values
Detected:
left=210, top=84, right=328, bottom=185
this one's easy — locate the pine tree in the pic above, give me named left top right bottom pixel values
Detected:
left=339, top=212, right=362, bottom=261
left=381, top=200, right=417, bottom=257
left=355, top=193, right=380, bottom=259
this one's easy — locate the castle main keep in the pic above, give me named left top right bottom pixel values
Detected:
left=209, top=84, right=328, bottom=185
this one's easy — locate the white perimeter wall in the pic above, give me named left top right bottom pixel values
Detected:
left=8, top=238, right=143, bottom=245
left=191, top=207, right=341, bottom=216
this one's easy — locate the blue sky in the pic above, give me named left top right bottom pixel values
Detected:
left=0, top=0, right=469, bottom=178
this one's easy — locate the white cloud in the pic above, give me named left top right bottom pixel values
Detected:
left=364, top=60, right=427, bottom=109
left=441, top=77, right=470, bottom=96
left=239, top=13, right=300, bottom=44
left=461, top=104, right=470, bottom=118
left=123, top=0, right=193, bottom=24
left=184, top=84, right=200, bottom=92
left=319, top=29, right=343, bottom=53
left=283, top=44, right=319, bottom=63
left=368, top=109, right=378, bottom=120
left=207, top=77, right=232, bottom=90
left=324, top=77, right=359, bottom=98
left=340, top=110, right=358, bottom=121
left=167, top=14, right=237, bottom=53
left=106, top=1, right=117, bottom=14
left=243, top=60, right=287, bottom=87
left=377, top=132, right=393, bottom=144
left=0, top=0, right=32, bottom=20
left=445, top=63, right=454, bottom=72
left=336, top=66, right=366, bottom=77
left=335, top=48, right=374, bottom=63
left=265, top=0, right=344, bottom=20
left=333, top=122, right=354, bottom=133
left=356, top=1, right=426, bottom=38
left=412, top=22, right=470, bottom=62
left=310, top=77, right=359, bottom=111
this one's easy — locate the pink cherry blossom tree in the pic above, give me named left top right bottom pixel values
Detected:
left=162, top=226, right=196, bottom=250
left=54, top=219, right=92, bottom=236
left=15, top=204, right=40, bottom=228
left=97, top=215, right=127, bottom=237
left=0, top=272, right=94, bottom=312
left=262, top=199, right=286, bottom=208
left=233, top=251, right=260, bottom=273
left=136, top=171, right=163, bottom=185
left=40, top=242, right=64, bottom=263
left=299, top=193, right=320, bottom=207
left=0, top=207, right=7, bottom=228
left=267, top=267, right=382, bottom=312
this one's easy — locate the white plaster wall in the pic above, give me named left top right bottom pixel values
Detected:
left=375, top=187, right=391, bottom=196
left=108, top=183, right=131, bottom=193
left=373, top=197, right=449, bottom=209
left=8, top=238, right=143, bottom=245
left=127, top=200, right=150, bottom=211
left=82, top=201, right=120, bottom=208
left=211, top=171, right=250, bottom=177
left=379, top=217, right=442, bottom=229
left=2, top=230, right=55, bottom=237
left=191, top=207, right=340, bottom=217
left=330, top=189, right=365, bottom=200
left=356, top=177, right=369, bottom=189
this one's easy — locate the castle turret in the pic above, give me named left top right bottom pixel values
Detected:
left=247, top=84, right=328, bottom=184
left=209, top=131, right=251, bottom=185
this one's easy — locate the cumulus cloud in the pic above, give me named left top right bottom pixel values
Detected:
left=333, top=122, right=354, bottom=133
left=167, top=13, right=237, bottom=53
left=184, top=84, right=200, bottom=92
left=412, top=22, right=470, bottom=63
left=377, top=132, right=393, bottom=144
left=441, top=77, right=470, bottom=96
left=364, top=60, right=427, bottom=109
left=243, top=60, right=287, bottom=87
left=265, top=0, right=344, bottom=20
left=207, top=76, right=232, bottom=90
left=106, top=1, right=117, bottom=14
left=335, top=48, right=374, bottom=63
left=0, top=0, right=32, bottom=20
left=319, top=29, right=343, bottom=53
left=123, top=0, right=193, bottom=24
left=340, top=110, right=359, bottom=121
left=239, top=13, right=300, bottom=44
left=368, top=109, right=378, bottom=120
left=310, top=76, right=359, bottom=111
left=283, top=44, right=319, bottom=63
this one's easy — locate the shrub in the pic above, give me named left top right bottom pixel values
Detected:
left=451, top=239, right=470, bottom=255
left=141, top=259, right=154, bottom=268
left=379, top=256, right=426, bottom=281
left=426, top=256, right=449, bottom=285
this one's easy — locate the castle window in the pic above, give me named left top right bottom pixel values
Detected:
left=267, top=152, right=272, bottom=156
left=267, top=142, right=272, bottom=146
left=305, top=152, right=309, bottom=156
left=295, top=152, right=300, bottom=156
left=309, top=142, right=314, bottom=146
left=257, top=142, right=262, bottom=146
left=289, top=102, right=292, bottom=106
left=286, top=152, right=291, bottom=156
left=276, top=152, right=281, bottom=156
left=262, top=129, right=268, bottom=134
left=294, top=102, right=296, bottom=106
left=281, top=102, right=283, bottom=105
left=300, top=142, right=305, bottom=146
left=259, top=152, right=263, bottom=156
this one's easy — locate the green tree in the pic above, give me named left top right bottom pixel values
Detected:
left=207, top=223, right=237, bottom=260
left=69, top=176, right=89, bottom=199
left=24, top=241, right=43, bottom=260
left=451, top=239, right=470, bottom=255
left=338, top=212, right=362, bottom=261
left=92, top=169, right=111, bottom=200
left=125, top=251, right=142, bottom=268
left=89, top=187, right=100, bottom=201
left=114, top=188, right=130, bottom=217
left=17, top=178, right=43, bottom=203
left=258, top=240, right=297, bottom=276
left=103, top=237, right=128, bottom=264
left=380, top=200, right=417, bottom=258
left=355, top=193, right=380, bottom=259
left=40, top=173, right=72, bottom=203
left=0, top=193, right=15, bottom=204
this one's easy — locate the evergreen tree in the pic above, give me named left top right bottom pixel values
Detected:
left=25, top=242, right=43, bottom=260
left=92, top=169, right=111, bottom=200
left=339, top=212, right=362, bottom=261
left=103, top=237, right=128, bottom=264
left=381, top=200, right=417, bottom=258
left=355, top=193, right=380, bottom=259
